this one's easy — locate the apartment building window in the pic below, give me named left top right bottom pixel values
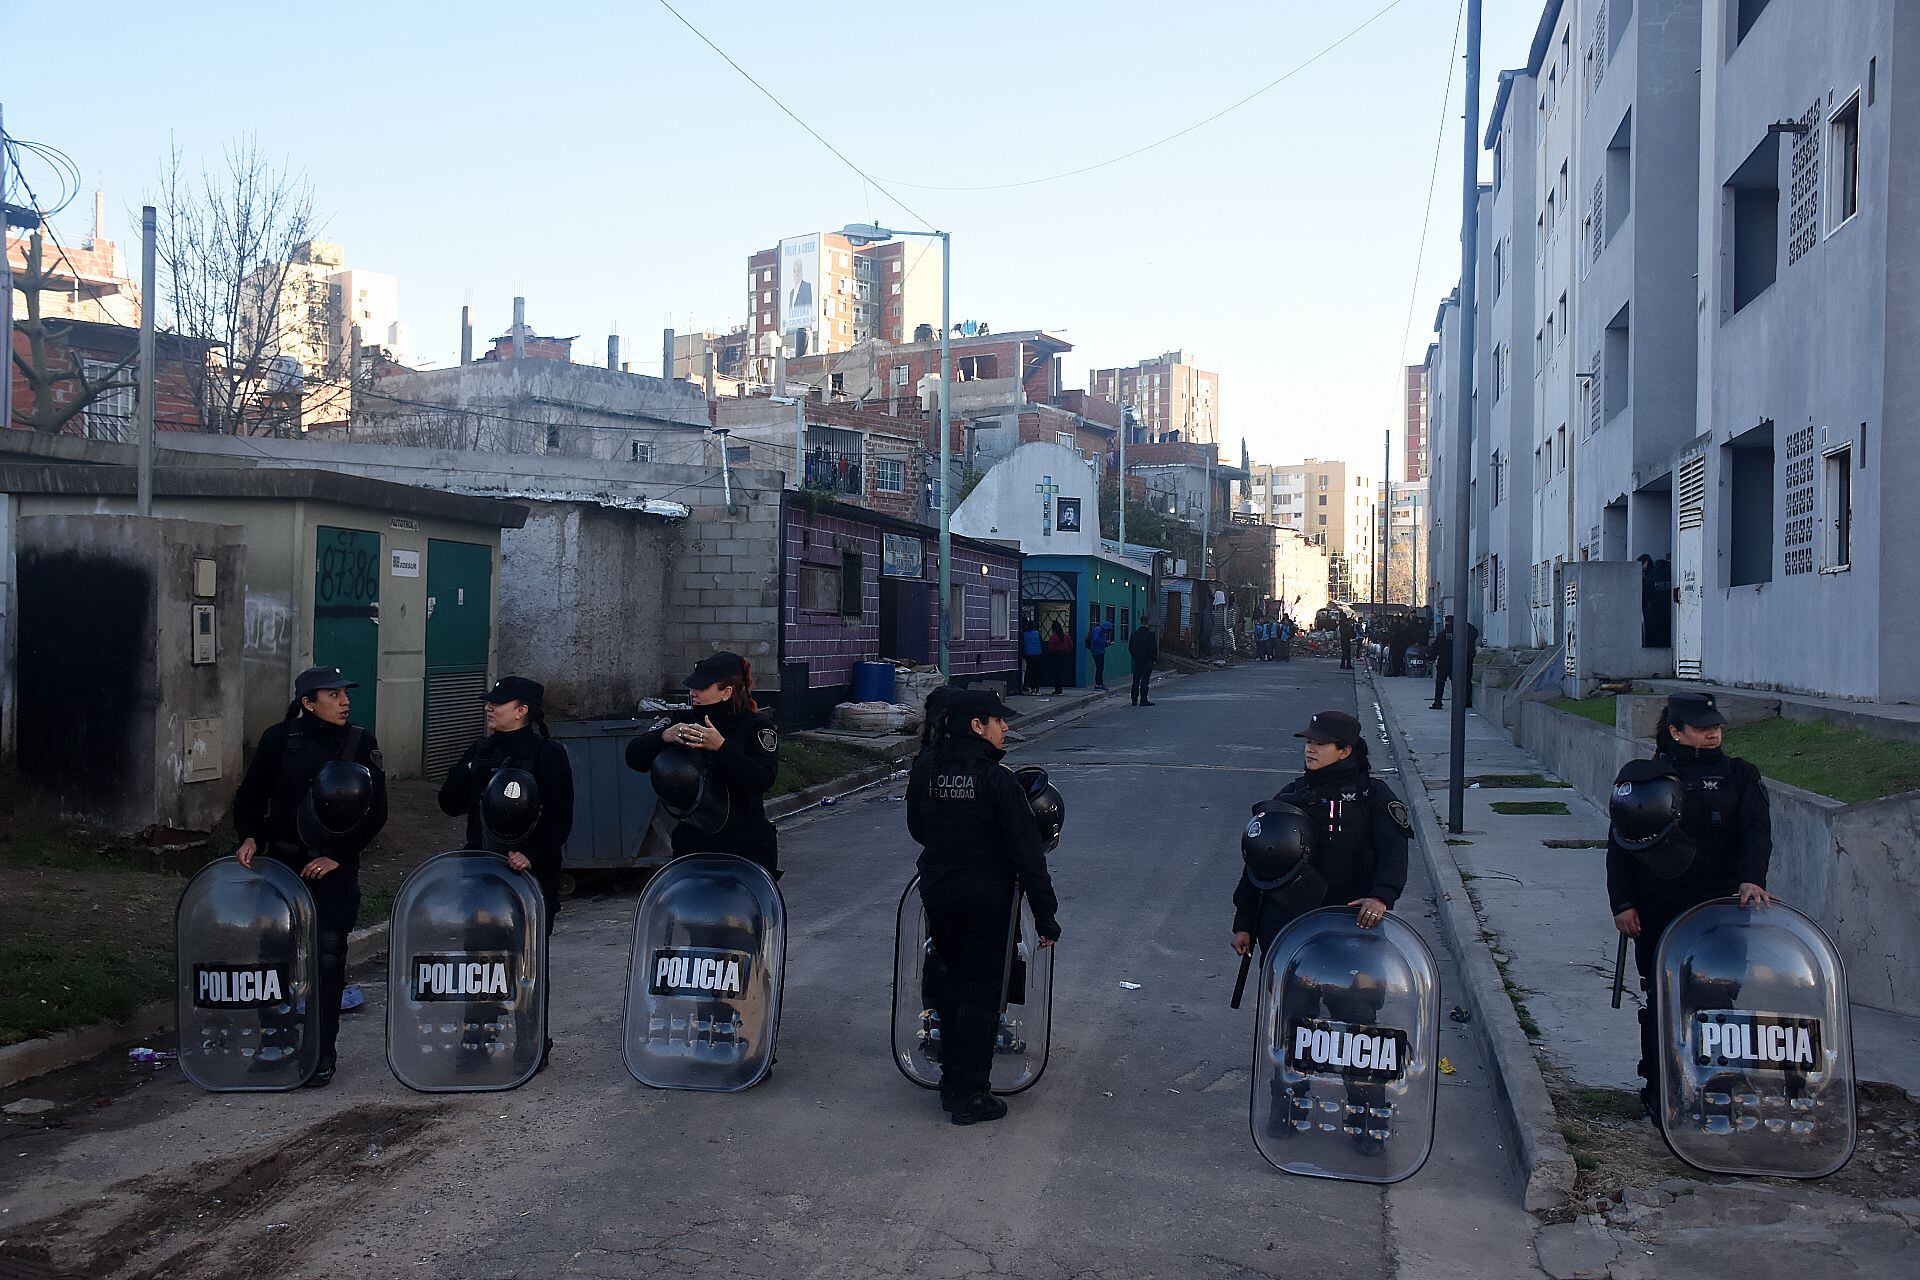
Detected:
left=874, top=457, right=905, bottom=493
left=1557, top=292, right=1568, bottom=343
left=1559, top=161, right=1570, bottom=210
left=1610, top=0, right=1634, bottom=56
left=1317, top=494, right=1328, bottom=506
left=1725, top=135, right=1781, bottom=315
left=1603, top=304, right=1631, bottom=419
left=1732, top=0, right=1774, bottom=50
left=1318, top=515, right=1328, bottom=527
left=1546, top=190, right=1557, bottom=239
left=1491, top=449, right=1505, bottom=506
left=629, top=440, right=651, bottom=462
left=1492, top=238, right=1505, bottom=300
left=1726, top=424, right=1775, bottom=585
left=1492, top=343, right=1505, bottom=402
left=1536, top=214, right=1545, bottom=260
left=1557, top=425, right=1568, bottom=473
left=891, top=261, right=902, bottom=273
left=1547, top=66, right=1558, bottom=115
left=1605, top=112, right=1633, bottom=243
left=1493, top=137, right=1505, bottom=193
left=1822, top=445, right=1854, bottom=570
left=1830, top=93, right=1861, bottom=229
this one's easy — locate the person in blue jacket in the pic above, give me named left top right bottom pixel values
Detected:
left=1020, top=619, right=1044, bottom=694
left=1087, top=618, right=1113, bottom=691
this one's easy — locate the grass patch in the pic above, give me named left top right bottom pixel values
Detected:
left=1543, top=838, right=1609, bottom=849
left=1550, top=695, right=1618, bottom=726
left=1559, top=1085, right=1648, bottom=1123
left=1490, top=800, right=1572, bottom=816
left=1446, top=838, right=1473, bottom=846
left=0, top=813, right=184, bottom=1046
left=1471, top=772, right=1570, bottom=789
left=773, top=739, right=892, bottom=797
left=1725, top=716, right=1920, bottom=804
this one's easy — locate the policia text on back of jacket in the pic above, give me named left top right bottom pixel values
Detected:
left=907, top=687, right=1061, bottom=1127
left=230, top=665, right=389, bottom=1087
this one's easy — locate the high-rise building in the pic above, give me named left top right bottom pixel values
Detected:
left=1236, top=458, right=1376, bottom=600
left=1087, top=352, right=1220, bottom=445
left=1403, top=363, right=1430, bottom=481
left=744, top=233, right=943, bottom=385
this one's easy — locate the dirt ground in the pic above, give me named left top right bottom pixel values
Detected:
left=1549, top=1080, right=1920, bottom=1221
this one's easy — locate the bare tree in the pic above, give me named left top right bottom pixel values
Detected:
left=152, top=136, right=344, bottom=436
left=9, top=230, right=137, bottom=434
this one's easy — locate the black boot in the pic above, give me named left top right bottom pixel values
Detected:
left=304, top=1053, right=337, bottom=1088
left=949, top=1092, right=1009, bottom=1126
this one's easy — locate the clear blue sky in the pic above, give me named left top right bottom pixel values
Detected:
left=4, top=0, right=1542, bottom=476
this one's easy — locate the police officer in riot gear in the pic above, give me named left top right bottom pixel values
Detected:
left=231, top=665, right=388, bottom=1086
left=439, top=676, right=575, bottom=926
left=1232, top=710, right=1410, bottom=960
left=908, top=687, right=1060, bottom=1125
left=1608, top=692, right=1773, bottom=1114
left=624, top=652, right=782, bottom=875
left=1229, top=802, right=1328, bottom=956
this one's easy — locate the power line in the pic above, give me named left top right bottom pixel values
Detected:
left=653, top=0, right=938, bottom=233
left=874, top=0, right=1408, bottom=193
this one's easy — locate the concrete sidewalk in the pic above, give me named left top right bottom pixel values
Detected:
left=1369, top=667, right=1918, bottom=1100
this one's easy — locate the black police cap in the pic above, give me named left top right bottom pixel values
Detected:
left=1295, top=710, right=1362, bottom=746
left=683, top=650, right=747, bottom=689
left=483, top=675, right=545, bottom=706
left=955, top=687, right=1019, bottom=724
left=1666, top=693, right=1727, bottom=728
left=295, top=665, right=358, bottom=698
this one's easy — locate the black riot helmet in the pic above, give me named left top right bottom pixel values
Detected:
left=296, top=760, right=374, bottom=849
left=650, top=745, right=731, bottom=834
left=1242, top=802, right=1314, bottom=890
left=1015, top=766, right=1066, bottom=851
left=1608, top=758, right=1696, bottom=878
left=480, top=767, right=541, bottom=847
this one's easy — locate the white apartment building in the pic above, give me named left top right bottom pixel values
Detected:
left=1240, top=458, right=1378, bottom=602
left=1427, top=0, right=1920, bottom=702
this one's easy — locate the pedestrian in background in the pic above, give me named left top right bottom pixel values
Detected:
left=1128, top=618, right=1158, bottom=706
left=1020, top=619, right=1044, bottom=694
left=1338, top=613, right=1355, bottom=670
left=1045, top=621, right=1071, bottom=695
left=1087, top=616, right=1113, bottom=691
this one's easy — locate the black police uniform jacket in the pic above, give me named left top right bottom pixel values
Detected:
left=907, top=735, right=1061, bottom=937
left=1233, top=753, right=1409, bottom=943
left=231, top=711, right=389, bottom=873
left=625, top=704, right=781, bottom=867
left=438, top=726, right=576, bottom=908
left=1605, top=744, right=1770, bottom=919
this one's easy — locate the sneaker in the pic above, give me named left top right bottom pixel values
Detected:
left=303, top=1058, right=337, bottom=1088
left=1139, top=699, right=1154, bottom=707
left=949, top=1091, right=1009, bottom=1126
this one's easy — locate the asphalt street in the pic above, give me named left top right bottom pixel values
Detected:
left=1, top=659, right=1544, bottom=1280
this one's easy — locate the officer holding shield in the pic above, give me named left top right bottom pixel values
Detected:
left=1607, top=692, right=1773, bottom=1114
left=1232, top=711, right=1409, bottom=959
left=625, top=652, right=782, bottom=876
left=907, top=688, right=1060, bottom=1125
left=439, top=676, right=575, bottom=926
left=230, top=666, right=388, bottom=1086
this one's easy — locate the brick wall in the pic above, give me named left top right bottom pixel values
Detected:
left=783, top=504, right=883, bottom=690
left=664, top=483, right=783, bottom=697
left=933, top=541, right=1021, bottom=682
left=10, top=326, right=204, bottom=434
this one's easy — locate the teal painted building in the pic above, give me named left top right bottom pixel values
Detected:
left=1021, top=552, right=1153, bottom=688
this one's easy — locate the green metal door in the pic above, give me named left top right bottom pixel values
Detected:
left=422, top=539, right=494, bottom=777
left=313, top=526, right=381, bottom=730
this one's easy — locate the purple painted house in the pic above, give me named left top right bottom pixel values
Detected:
left=778, top=495, right=1022, bottom=726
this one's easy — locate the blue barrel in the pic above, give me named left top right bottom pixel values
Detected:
left=850, top=661, right=898, bottom=703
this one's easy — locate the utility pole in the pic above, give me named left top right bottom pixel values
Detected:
left=1117, top=399, right=1128, bottom=555
left=1, top=104, right=14, bottom=443
left=137, top=206, right=157, bottom=516
left=1447, top=0, right=1483, bottom=834
left=936, top=230, right=953, bottom=678
left=1382, top=427, right=1392, bottom=607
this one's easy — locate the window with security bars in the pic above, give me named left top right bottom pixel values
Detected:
left=80, top=359, right=135, bottom=441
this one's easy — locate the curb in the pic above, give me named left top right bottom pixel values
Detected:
left=1362, top=666, right=1578, bottom=1212
left=0, top=679, right=1154, bottom=1092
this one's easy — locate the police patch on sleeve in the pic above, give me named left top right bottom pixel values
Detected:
left=1387, top=799, right=1412, bottom=834
left=756, top=727, right=778, bottom=754
left=370, top=748, right=385, bottom=772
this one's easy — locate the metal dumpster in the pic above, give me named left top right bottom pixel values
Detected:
left=550, top=718, right=668, bottom=875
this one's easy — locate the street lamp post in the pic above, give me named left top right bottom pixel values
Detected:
left=842, top=222, right=953, bottom=677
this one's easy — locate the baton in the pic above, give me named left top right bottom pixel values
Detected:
left=1610, top=933, right=1629, bottom=1009
left=1230, top=953, right=1252, bottom=1010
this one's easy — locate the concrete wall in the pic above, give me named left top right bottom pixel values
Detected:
left=14, top=515, right=245, bottom=833
left=1514, top=698, right=1920, bottom=1013
left=1566, top=560, right=1671, bottom=691
left=497, top=503, right=675, bottom=718
left=665, top=487, right=782, bottom=696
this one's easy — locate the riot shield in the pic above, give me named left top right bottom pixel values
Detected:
left=1250, top=906, right=1438, bottom=1183
left=622, top=853, right=785, bottom=1091
left=176, top=856, right=321, bottom=1091
left=890, top=875, right=1055, bottom=1096
left=1655, top=898, right=1855, bottom=1178
left=386, top=851, right=548, bottom=1092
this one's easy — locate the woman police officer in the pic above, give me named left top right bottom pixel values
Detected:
left=1607, top=691, right=1773, bottom=1115
left=438, top=676, right=575, bottom=927
left=624, top=652, right=782, bottom=876
left=1231, top=710, right=1410, bottom=959
left=230, top=665, right=388, bottom=1086
left=907, top=687, right=1061, bottom=1126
